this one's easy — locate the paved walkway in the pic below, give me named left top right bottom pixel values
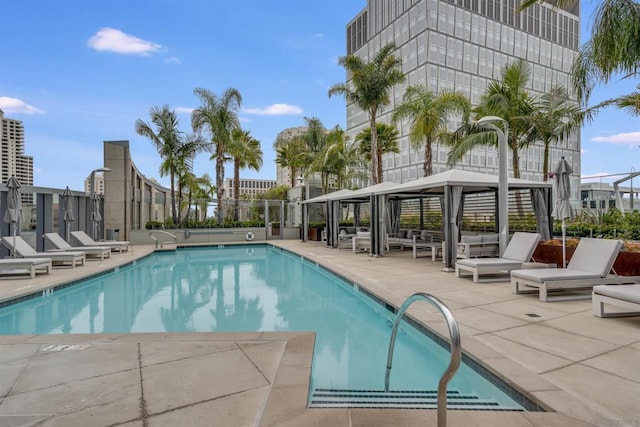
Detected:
left=0, top=241, right=638, bottom=426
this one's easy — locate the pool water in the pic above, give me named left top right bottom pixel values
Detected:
left=0, top=245, right=528, bottom=410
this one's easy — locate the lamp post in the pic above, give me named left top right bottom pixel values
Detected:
left=296, top=175, right=309, bottom=242
left=89, top=167, right=111, bottom=241
left=477, top=116, right=509, bottom=256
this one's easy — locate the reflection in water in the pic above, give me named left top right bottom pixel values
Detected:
left=0, top=245, right=521, bottom=407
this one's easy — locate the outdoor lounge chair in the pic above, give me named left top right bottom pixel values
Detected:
left=0, top=258, right=52, bottom=278
left=70, top=230, right=130, bottom=252
left=43, top=233, right=111, bottom=260
left=2, top=236, right=85, bottom=268
left=511, top=237, right=638, bottom=302
left=592, top=284, right=640, bottom=318
left=455, top=232, right=542, bottom=282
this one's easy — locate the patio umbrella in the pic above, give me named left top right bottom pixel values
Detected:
left=90, top=192, right=102, bottom=241
left=551, top=157, right=573, bottom=267
left=3, top=176, right=22, bottom=258
left=62, top=186, right=75, bottom=242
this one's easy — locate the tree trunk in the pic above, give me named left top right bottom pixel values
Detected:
left=216, top=152, right=225, bottom=225
left=370, top=110, right=381, bottom=184
left=233, top=159, right=240, bottom=221
left=543, top=141, right=550, bottom=181
left=424, top=136, right=433, bottom=177
left=170, top=170, right=177, bottom=223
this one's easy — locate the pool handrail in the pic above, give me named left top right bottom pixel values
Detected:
left=385, top=292, right=461, bottom=427
left=148, top=230, right=177, bottom=248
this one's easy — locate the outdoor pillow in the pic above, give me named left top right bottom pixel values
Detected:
left=461, top=235, right=482, bottom=244
left=481, top=234, right=499, bottom=243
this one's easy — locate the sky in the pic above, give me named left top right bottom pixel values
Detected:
left=0, top=0, right=638, bottom=192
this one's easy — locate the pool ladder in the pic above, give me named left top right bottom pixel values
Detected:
left=386, top=292, right=461, bottom=427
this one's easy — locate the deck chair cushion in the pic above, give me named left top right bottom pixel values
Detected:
left=594, top=284, right=640, bottom=304
left=511, top=268, right=601, bottom=282
left=566, top=238, right=622, bottom=276
left=502, top=232, right=542, bottom=262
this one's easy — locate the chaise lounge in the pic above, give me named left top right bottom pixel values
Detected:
left=0, top=258, right=52, bottom=279
left=43, top=233, right=111, bottom=260
left=511, top=237, right=638, bottom=302
left=70, top=230, right=130, bottom=253
left=592, top=284, right=640, bottom=318
left=2, top=236, right=85, bottom=268
left=455, top=232, right=542, bottom=283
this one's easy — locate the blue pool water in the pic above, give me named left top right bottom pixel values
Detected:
left=0, top=245, right=530, bottom=410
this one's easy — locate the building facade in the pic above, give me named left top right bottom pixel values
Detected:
left=274, top=126, right=307, bottom=187
left=84, top=173, right=105, bottom=195
left=0, top=109, right=34, bottom=202
left=345, top=0, right=581, bottom=203
left=222, top=178, right=277, bottom=199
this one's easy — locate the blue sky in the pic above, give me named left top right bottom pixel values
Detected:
left=0, top=0, right=638, bottom=191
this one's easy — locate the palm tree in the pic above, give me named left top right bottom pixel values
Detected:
left=392, top=85, right=471, bottom=177
left=597, top=84, right=640, bottom=117
left=329, top=43, right=406, bottom=184
left=448, top=59, right=534, bottom=179
left=354, top=123, right=400, bottom=173
left=193, top=173, right=215, bottom=222
left=275, top=134, right=306, bottom=187
left=135, top=105, right=183, bottom=221
left=521, top=86, right=583, bottom=181
left=229, top=129, right=263, bottom=220
left=321, top=125, right=362, bottom=191
left=191, top=87, right=242, bottom=224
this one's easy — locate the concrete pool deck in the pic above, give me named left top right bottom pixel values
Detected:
left=0, top=241, right=638, bottom=426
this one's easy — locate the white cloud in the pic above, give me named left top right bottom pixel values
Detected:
left=243, top=103, right=303, bottom=115
left=592, top=132, right=640, bottom=146
left=315, top=33, right=325, bottom=38
left=175, top=106, right=193, bottom=115
left=239, top=116, right=252, bottom=123
left=87, top=27, right=162, bottom=56
left=164, top=56, right=181, bottom=64
left=0, top=97, right=44, bottom=114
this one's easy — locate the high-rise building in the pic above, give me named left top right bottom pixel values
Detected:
left=0, top=109, right=34, bottom=202
left=345, top=0, right=580, bottom=201
left=222, top=178, right=277, bottom=199
left=84, top=173, right=105, bottom=195
left=274, top=126, right=307, bottom=187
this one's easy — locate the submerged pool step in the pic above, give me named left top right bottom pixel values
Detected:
left=310, top=388, right=513, bottom=410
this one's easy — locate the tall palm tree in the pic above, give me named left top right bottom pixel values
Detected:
left=521, top=86, right=583, bottom=181
left=354, top=123, right=400, bottom=170
left=448, top=59, right=534, bottom=179
left=135, top=105, right=182, bottom=222
left=597, top=84, right=640, bottom=116
left=329, top=43, right=406, bottom=184
left=229, top=129, right=263, bottom=220
left=392, top=85, right=471, bottom=177
left=191, top=87, right=242, bottom=224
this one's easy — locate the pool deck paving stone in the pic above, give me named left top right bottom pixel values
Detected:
left=0, top=240, right=638, bottom=426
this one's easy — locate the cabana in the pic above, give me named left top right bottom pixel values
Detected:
left=301, top=189, right=355, bottom=245
left=368, top=169, right=552, bottom=270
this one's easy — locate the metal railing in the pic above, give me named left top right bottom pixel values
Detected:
left=385, top=292, right=461, bottom=427
left=148, top=230, right=177, bottom=248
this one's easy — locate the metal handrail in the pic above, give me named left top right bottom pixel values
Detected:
left=385, top=292, right=461, bottom=427
left=148, top=230, right=177, bottom=248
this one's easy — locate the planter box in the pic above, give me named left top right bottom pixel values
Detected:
left=533, top=242, right=640, bottom=276
left=309, top=228, right=323, bottom=241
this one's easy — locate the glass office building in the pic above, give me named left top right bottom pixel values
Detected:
left=345, top=0, right=581, bottom=201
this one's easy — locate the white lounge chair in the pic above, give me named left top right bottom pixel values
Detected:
left=70, top=230, right=130, bottom=253
left=2, top=236, right=85, bottom=268
left=593, top=284, right=640, bottom=318
left=43, top=233, right=111, bottom=260
left=511, top=238, right=638, bottom=302
left=0, top=258, right=52, bottom=278
left=455, top=232, right=542, bottom=283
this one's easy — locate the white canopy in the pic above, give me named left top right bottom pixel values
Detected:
left=302, top=188, right=355, bottom=204
left=373, top=169, right=550, bottom=197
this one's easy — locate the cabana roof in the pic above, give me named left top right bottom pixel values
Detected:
left=302, top=188, right=355, bottom=204
left=340, top=181, right=399, bottom=203
left=373, top=169, right=551, bottom=197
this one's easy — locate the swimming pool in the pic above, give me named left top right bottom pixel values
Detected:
left=0, top=244, right=536, bottom=410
